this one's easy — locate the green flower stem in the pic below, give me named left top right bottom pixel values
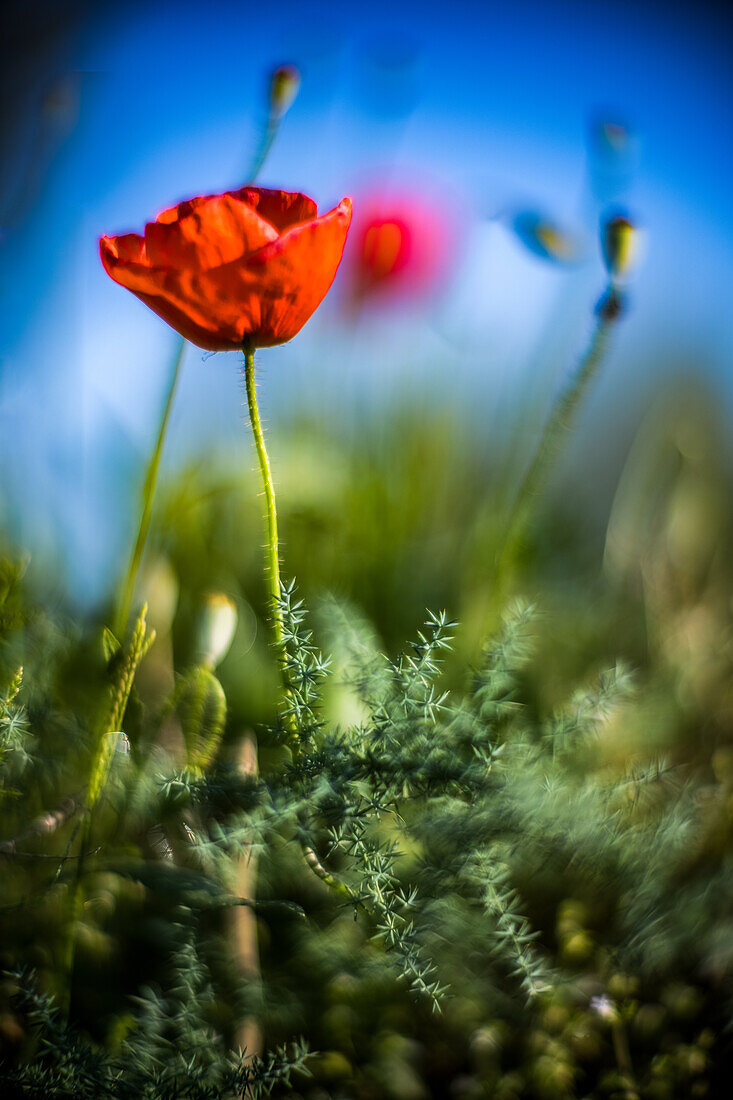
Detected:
left=493, top=299, right=615, bottom=590
left=242, top=352, right=352, bottom=902
left=247, top=116, right=279, bottom=187
left=243, top=348, right=284, bottom=653
left=113, top=339, right=184, bottom=641
left=61, top=607, right=152, bottom=1018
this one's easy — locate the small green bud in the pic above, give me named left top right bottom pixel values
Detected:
left=269, top=64, right=301, bottom=119
left=176, top=665, right=227, bottom=771
left=196, top=592, right=238, bottom=669
left=602, top=213, right=638, bottom=280
left=512, top=211, right=581, bottom=264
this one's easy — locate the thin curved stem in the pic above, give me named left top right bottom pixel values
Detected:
left=113, top=339, right=184, bottom=640
left=61, top=606, right=151, bottom=1017
left=247, top=118, right=278, bottom=187
left=493, top=299, right=615, bottom=590
left=242, top=353, right=352, bottom=902
left=242, top=349, right=283, bottom=652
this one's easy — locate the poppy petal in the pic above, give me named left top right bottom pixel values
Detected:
left=100, top=237, right=239, bottom=348
left=232, top=187, right=318, bottom=232
left=126, top=286, right=241, bottom=350
left=144, top=193, right=278, bottom=270
left=101, top=232, right=147, bottom=265
left=198, top=197, right=352, bottom=346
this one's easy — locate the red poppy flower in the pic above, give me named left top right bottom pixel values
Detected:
left=100, top=187, right=352, bottom=351
left=350, top=190, right=450, bottom=304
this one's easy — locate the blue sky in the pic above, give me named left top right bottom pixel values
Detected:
left=1, top=0, right=731, bottom=600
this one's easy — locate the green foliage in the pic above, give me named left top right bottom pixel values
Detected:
left=2, top=392, right=733, bottom=1096
left=3, top=964, right=309, bottom=1099
left=0, top=667, right=30, bottom=800
left=173, top=666, right=228, bottom=773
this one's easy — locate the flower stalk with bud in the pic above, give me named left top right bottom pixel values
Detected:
left=493, top=210, right=638, bottom=595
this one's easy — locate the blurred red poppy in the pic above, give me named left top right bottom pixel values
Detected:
left=350, top=192, right=449, bottom=303
left=100, top=187, right=352, bottom=350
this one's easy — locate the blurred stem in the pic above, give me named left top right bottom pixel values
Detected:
left=612, top=1018, right=637, bottom=1093
left=62, top=607, right=151, bottom=1018
left=247, top=115, right=278, bottom=185
left=113, top=339, right=184, bottom=641
left=242, top=349, right=283, bottom=652
left=493, top=296, right=616, bottom=592
left=231, top=733, right=262, bottom=1059
left=59, top=813, right=92, bottom=1018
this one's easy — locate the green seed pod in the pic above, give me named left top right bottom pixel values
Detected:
left=602, top=213, right=638, bottom=280
left=176, top=665, right=227, bottom=771
left=269, top=64, right=301, bottom=119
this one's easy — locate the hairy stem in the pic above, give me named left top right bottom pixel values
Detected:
left=113, top=340, right=184, bottom=641
left=243, top=349, right=283, bottom=652
left=242, top=353, right=352, bottom=902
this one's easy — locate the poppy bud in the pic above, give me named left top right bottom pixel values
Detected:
left=590, top=117, right=634, bottom=163
left=196, top=592, right=238, bottom=669
left=176, top=666, right=227, bottom=772
left=511, top=211, right=581, bottom=265
left=269, top=64, right=301, bottom=120
left=601, top=213, right=637, bottom=280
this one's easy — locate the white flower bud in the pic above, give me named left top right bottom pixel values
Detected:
left=196, top=593, right=238, bottom=669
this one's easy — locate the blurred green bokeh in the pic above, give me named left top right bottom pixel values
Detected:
left=2, top=371, right=733, bottom=1098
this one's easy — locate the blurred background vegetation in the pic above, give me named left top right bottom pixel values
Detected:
left=3, top=377, right=733, bottom=1096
